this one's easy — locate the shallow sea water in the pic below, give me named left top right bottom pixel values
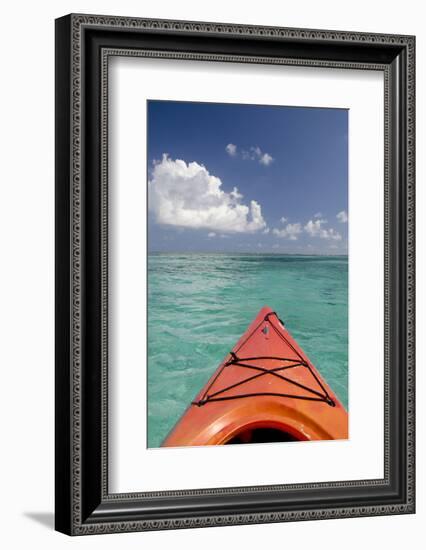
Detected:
left=148, top=253, right=348, bottom=448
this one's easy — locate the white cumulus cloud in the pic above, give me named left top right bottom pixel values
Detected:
left=336, top=210, right=348, bottom=223
left=272, top=223, right=302, bottom=240
left=259, top=152, right=273, bottom=166
left=235, top=145, right=274, bottom=166
left=225, top=143, right=237, bottom=156
left=304, top=218, right=342, bottom=241
left=148, top=155, right=267, bottom=234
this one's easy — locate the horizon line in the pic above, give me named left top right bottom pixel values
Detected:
left=148, top=250, right=349, bottom=256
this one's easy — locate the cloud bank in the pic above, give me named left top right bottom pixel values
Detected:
left=148, top=155, right=267, bottom=233
left=304, top=218, right=342, bottom=241
left=272, top=223, right=302, bottom=240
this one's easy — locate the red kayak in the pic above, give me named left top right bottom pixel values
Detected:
left=162, top=306, right=348, bottom=446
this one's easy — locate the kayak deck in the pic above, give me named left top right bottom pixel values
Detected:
left=162, top=306, right=348, bottom=446
left=193, top=311, right=336, bottom=408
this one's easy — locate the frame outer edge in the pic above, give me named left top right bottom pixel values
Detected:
left=70, top=13, right=84, bottom=535
left=55, top=14, right=73, bottom=536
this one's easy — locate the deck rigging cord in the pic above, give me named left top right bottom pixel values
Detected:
left=193, top=311, right=335, bottom=408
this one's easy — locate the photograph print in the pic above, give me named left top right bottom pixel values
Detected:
left=147, top=100, right=349, bottom=448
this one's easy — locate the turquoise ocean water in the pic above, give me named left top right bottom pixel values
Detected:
left=148, top=253, right=348, bottom=448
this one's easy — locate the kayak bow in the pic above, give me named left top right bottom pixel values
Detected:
left=162, top=306, right=348, bottom=446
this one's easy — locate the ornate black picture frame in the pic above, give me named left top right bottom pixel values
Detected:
left=55, top=13, right=415, bottom=535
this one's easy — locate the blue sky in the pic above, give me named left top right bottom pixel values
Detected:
left=147, top=100, right=348, bottom=254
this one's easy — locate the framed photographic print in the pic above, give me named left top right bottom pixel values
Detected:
left=55, top=14, right=415, bottom=535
